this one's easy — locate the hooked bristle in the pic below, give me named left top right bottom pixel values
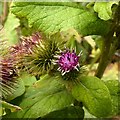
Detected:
left=10, top=32, right=42, bottom=56
left=0, top=58, right=18, bottom=99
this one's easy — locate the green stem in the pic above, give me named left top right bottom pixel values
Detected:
left=95, top=2, right=120, bottom=78
left=95, top=34, right=113, bottom=78
left=95, top=32, right=119, bottom=79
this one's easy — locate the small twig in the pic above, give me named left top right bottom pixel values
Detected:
left=1, top=0, right=9, bottom=24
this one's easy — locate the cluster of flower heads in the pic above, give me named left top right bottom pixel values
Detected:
left=0, top=32, right=41, bottom=99
left=1, top=31, right=82, bottom=98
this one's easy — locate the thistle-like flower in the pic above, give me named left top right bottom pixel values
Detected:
left=9, top=32, right=42, bottom=73
left=0, top=32, right=41, bottom=99
left=10, top=32, right=41, bottom=56
left=17, top=32, right=66, bottom=76
left=57, top=50, right=80, bottom=76
left=0, top=58, right=17, bottom=99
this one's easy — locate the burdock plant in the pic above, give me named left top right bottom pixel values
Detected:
left=18, top=33, right=67, bottom=76
left=0, top=31, right=83, bottom=100
left=1, top=30, right=85, bottom=100
left=17, top=32, right=84, bottom=84
left=2, top=2, right=120, bottom=119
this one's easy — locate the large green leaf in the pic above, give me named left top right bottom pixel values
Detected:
left=94, top=2, right=118, bottom=20
left=11, top=2, right=110, bottom=36
left=43, top=106, right=84, bottom=119
left=72, top=76, right=112, bottom=117
left=5, top=74, right=74, bottom=118
left=4, top=12, right=20, bottom=45
left=105, top=80, right=120, bottom=116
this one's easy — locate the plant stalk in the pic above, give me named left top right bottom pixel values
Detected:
left=95, top=2, right=120, bottom=78
left=95, top=34, right=113, bottom=78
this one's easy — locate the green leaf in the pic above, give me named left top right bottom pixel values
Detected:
left=5, top=73, right=36, bottom=101
left=43, top=106, right=84, bottom=119
left=105, top=80, right=120, bottom=116
left=0, top=100, right=21, bottom=112
left=11, top=2, right=110, bottom=36
left=5, top=74, right=74, bottom=118
left=72, top=76, right=112, bottom=117
left=19, top=72, right=37, bottom=87
left=94, top=2, right=118, bottom=20
left=4, top=12, right=20, bottom=45
left=6, top=78, right=25, bottom=101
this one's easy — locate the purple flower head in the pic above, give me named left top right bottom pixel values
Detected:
left=57, top=50, right=80, bottom=75
left=10, top=32, right=41, bottom=56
